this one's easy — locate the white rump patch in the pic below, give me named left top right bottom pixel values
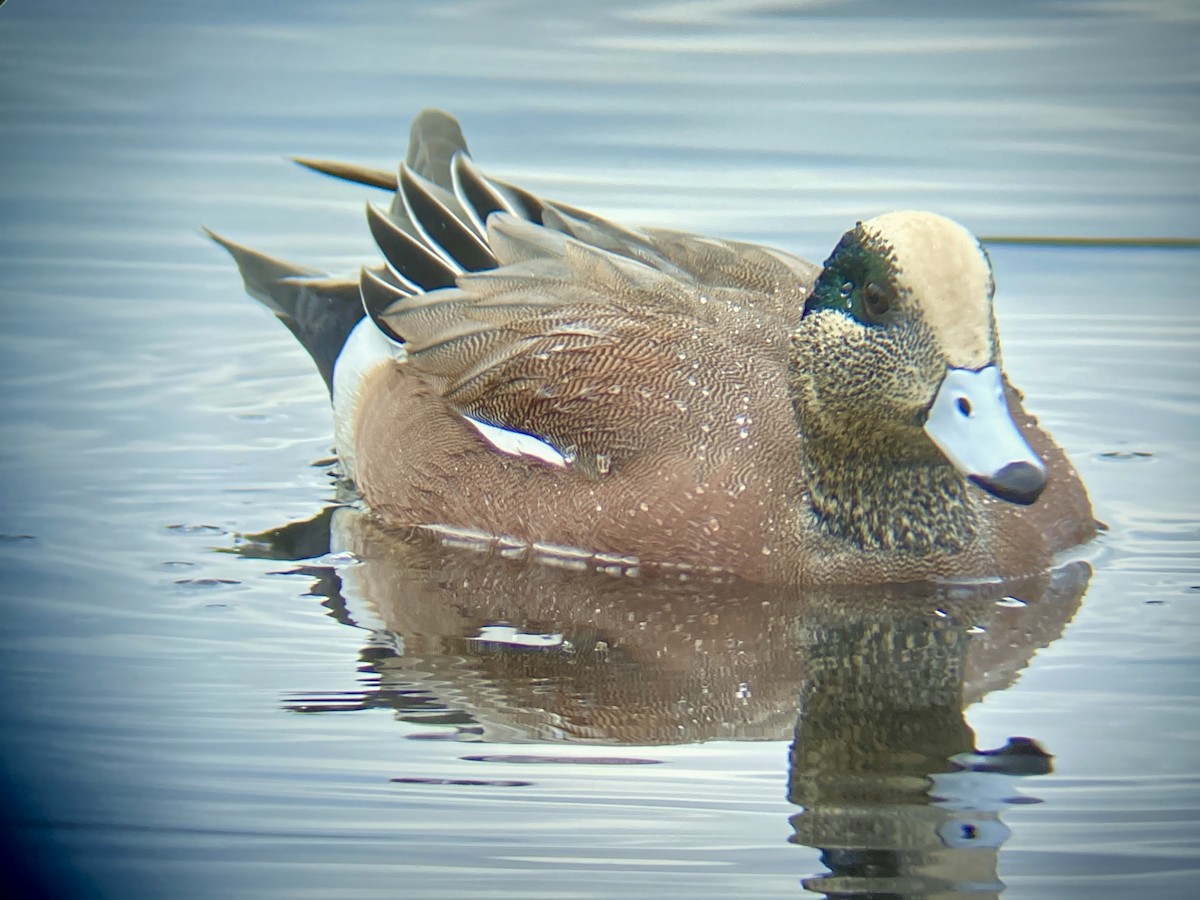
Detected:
left=332, top=317, right=403, bottom=481
left=464, top=416, right=568, bottom=467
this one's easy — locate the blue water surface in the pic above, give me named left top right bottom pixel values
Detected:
left=0, top=1, right=1197, bottom=898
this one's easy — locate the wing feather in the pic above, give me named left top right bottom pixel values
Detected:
left=299, top=110, right=820, bottom=474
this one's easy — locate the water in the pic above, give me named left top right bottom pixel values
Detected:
left=1, top=1, right=1198, bottom=897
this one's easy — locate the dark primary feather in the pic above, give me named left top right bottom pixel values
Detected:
left=366, top=202, right=460, bottom=291
left=398, top=166, right=497, bottom=271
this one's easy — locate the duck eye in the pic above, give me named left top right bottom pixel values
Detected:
left=862, top=282, right=890, bottom=320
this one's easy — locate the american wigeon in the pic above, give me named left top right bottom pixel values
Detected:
left=212, top=109, right=1095, bottom=584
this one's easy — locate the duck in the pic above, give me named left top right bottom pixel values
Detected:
left=210, top=109, right=1095, bottom=585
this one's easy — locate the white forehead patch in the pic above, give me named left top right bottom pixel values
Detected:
left=862, top=211, right=995, bottom=367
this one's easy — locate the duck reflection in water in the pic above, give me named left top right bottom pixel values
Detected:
left=237, top=505, right=1090, bottom=898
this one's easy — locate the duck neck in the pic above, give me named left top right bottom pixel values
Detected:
left=801, top=439, right=979, bottom=555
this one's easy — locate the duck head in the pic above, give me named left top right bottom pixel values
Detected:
left=792, top=211, right=1046, bottom=507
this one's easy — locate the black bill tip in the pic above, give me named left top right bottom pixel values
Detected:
left=970, top=461, right=1047, bottom=506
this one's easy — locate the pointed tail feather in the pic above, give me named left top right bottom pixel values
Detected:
left=205, top=229, right=364, bottom=394
left=291, top=109, right=472, bottom=198
left=292, top=157, right=397, bottom=191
